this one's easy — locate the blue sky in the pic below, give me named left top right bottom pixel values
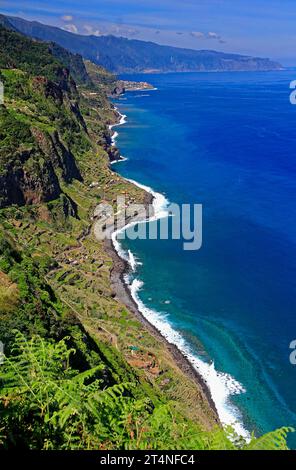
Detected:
left=2, top=0, right=296, bottom=65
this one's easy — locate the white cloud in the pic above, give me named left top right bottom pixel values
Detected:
left=208, top=31, right=220, bottom=39
left=190, top=31, right=226, bottom=43
left=83, top=24, right=102, bottom=36
left=190, top=31, right=205, bottom=38
left=100, top=24, right=140, bottom=38
left=62, top=24, right=78, bottom=34
left=125, top=27, right=139, bottom=37
left=61, top=15, right=73, bottom=22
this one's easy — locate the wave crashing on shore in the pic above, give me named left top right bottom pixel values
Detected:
left=109, top=109, right=128, bottom=164
left=109, top=107, right=250, bottom=439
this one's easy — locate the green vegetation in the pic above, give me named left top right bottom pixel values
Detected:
left=84, top=59, right=117, bottom=91
left=0, top=25, right=64, bottom=82
left=0, top=229, right=66, bottom=345
left=0, top=105, right=33, bottom=155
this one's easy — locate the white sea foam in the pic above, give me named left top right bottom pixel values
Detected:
left=110, top=182, right=169, bottom=266
left=129, top=278, right=249, bottom=439
left=126, top=87, right=158, bottom=93
left=110, top=156, right=128, bottom=165
left=111, top=131, right=118, bottom=145
left=119, top=114, right=127, bottom=125
left=125, top=178, right=170, bottom=222
left=110, top=105, right=250, bottom=440
left=128, top=249, right=137, bottom=271
left=108, top=109, right=128, bottom=163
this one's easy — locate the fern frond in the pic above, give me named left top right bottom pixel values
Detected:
left=244, top=427, right=294, bottom=450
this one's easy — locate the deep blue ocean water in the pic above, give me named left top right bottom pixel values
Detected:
left=111, top=71, right=296, bottom=443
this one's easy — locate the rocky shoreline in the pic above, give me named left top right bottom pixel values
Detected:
left=99, top=109, right=220, bottom=424
left=118, top=80, right=155, bottom=91
left=111, top=80, right=155, bottom=96
left=104, top=235, right=219, bottom=423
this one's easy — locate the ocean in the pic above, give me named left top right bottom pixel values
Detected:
left=111, top=71, right=296, bottom=444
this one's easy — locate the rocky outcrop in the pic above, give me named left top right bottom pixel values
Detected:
left=98, top=127, right=121, bottom=163
left=32, top=76, right=63, bottom=103
left=0, top=26, right=88, bottom=211
left=110, top=83, right=125, bottom=96
left=48, top=42, right=93, bottom=87
left=0, top=122, right=85, bottom=208
left=0, top=110, right=84, bottom=209
left=0, top=149, right=61, bottom=207
left=31, top=128, right=82, bottom=183
left=110, top=80, right=154, bottom=97
left=107, top=145, right=121, bottom=163
left=31, top=74, right=87, bottom=132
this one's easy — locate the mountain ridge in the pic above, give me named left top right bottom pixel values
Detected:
left=5, top=14, right=283, bottom=74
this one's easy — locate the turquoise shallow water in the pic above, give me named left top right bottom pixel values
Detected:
left=111, top=71, right=296, bottom=444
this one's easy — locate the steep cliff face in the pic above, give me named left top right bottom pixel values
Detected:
left=48, top=42, right=93, bottom=87
left=0, top=149, right=61, bottom=207
left=0, top=26, right=88, bottom=209
left=31, top=127, right=82, bottom=184
left=0, top=102, right=83, bottom=209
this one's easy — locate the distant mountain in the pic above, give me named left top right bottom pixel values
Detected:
left=0, top=13, right=17, bottom=31
left=0, top=14, right=91, bottom=85
left=6, top=15, right=283, bottom=74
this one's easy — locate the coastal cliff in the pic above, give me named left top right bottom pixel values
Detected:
left=0, top=23, right=221, bottom=449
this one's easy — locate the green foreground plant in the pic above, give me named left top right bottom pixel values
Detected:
left=0, top=332, right=293, bottom=450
